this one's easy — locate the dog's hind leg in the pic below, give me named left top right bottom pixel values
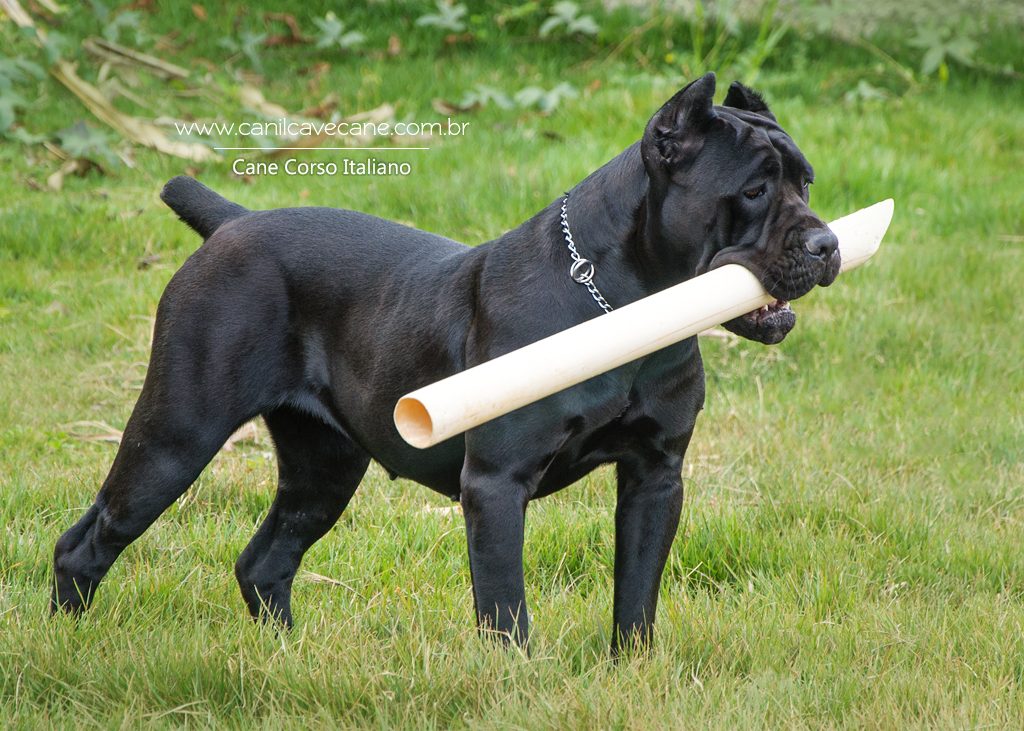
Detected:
left=235, top=405, right=369, bottom=627
left=51, top=392, right=249, bottom=615
left=52, top=251, right=293, bottom=616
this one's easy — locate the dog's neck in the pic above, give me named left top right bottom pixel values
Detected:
left=484, top=144, right=706, bottom=312
left=561, top=143, right=703, bottom=302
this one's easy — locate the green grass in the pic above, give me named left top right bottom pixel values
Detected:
left=2, top=1, right=1024, bottom=727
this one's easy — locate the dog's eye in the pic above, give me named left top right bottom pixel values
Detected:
left=743, top=185, right=766, bottom=200
left=802, top=178, right=813, bottom=190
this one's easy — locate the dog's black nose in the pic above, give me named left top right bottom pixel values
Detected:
left=803, top=228, right=839, bottom=259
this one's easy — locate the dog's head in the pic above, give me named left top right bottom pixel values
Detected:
left=640, top=73, right=840, bottom=344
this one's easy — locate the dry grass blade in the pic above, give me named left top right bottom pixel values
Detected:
left=700, top=328, right=740, bottom=341
left=221, top=421, right=259, bottom=451
left=263, top=12, right=309, bottom=47
left=342, top=103, right=395, bottom=146
left=262, top=102, right=396, bottom=156
left=420, top=505, right=461, bottom=516
left=66, top=420, right=262, bottom=450
left=300, top=571, right=360, bottom=594
left=82, top=37, right=190, bottom=80
left=0, top=0, right=31, bottom=24
left=300, top=92, right=339, bottom=119
left=50, top=63, right=217, bottom=162
left=47, top=158, right=93, bottom=190
left=65, top=421, right=123, bottom=444
left=239, top=85, right=289, bottom=118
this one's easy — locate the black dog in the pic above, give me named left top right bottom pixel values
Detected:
left=52, top=73, right=839, bottom=653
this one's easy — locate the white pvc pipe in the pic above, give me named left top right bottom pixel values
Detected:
left=395, top=199, right=894, bottom=448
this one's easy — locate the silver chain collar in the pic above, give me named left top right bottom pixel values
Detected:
left=560, top=193, right=613, bottom=313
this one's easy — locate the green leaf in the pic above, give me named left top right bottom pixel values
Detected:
left=313, top=13, right=364, bottom=51
left=0, top=56, right=45, bottom=93
left=496, top=2, right=539, bottom=23
left=843, top=79, right=888, bottom=104
left=55, top=121, right=120, bottom=167
left=41, top=31, right=69, bottom=65
left=538, top=17, right=563, bottom=38
left=103, top=11, right=145, bottom=45
left=920, top=45, right=946, bottom=76
left=569, top=16, right=599, bottom=36
left=5, top=126, right=46, bottom=144
left=86, top=0, right=110, bottom=23
left=460, top=83, right=513, bottom=109
left=0, top=102, right=17, bottom=133
left=238, top=31, right=267, bottom=72
left=909, top=26, right=944, bottom=50
left=514, top=86, right=545, bottom=107
left=16, top=58, right=44, bottom=79
left=314, top=12, right=345, bottom=48
left=339, top=32, right=366, bottom=49
left=552, top=1, right=579, bottom=18
left=416, top=2, right=468, bottom=32
left=946, top=37, right=978, bottom=66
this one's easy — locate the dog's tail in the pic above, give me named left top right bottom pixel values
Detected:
left=160, top=176, right=248, bottom=239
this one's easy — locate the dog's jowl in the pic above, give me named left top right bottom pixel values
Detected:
left=52, top=73, right=839, bottom=653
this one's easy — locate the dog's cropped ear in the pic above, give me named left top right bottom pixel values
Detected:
left=723, top=81, right=776, bottom=121
left=642, top=72, right=717, bottom=169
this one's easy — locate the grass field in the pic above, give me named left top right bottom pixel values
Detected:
left=1, top=1, right=1023, bottom=727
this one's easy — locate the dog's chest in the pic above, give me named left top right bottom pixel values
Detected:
left=531, top=408, right=659, bottom=497
left=534, top=355, right=700, bottom=496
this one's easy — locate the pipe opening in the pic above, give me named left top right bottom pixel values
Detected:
left=394, top=397, right=434, bottom=449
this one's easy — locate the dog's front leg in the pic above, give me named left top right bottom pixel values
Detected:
left=459, top=471, right=530, bottom=647
left=611, top=453, right=684, bottom=655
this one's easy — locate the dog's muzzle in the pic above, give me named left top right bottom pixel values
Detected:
left=803, top=227, right=840, bottom=287
left=719, top=225, right=841, bottom=345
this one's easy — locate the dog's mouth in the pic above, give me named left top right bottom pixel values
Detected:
left=744, top=298, right=792, bottom=327
left=722, top=297, right=796, bottom=345
left=712, top=243, right=840, bottom=345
